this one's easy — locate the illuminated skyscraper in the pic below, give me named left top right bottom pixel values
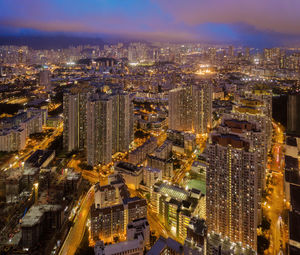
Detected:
left=287, top=94, right=300, bottom=136
left=206, top=129, right=258, bottom=251
left=245, top=47, right=250, bottom=59
left=218, top=117, right=266, bottom=219
left=111, top=92, right=132, bottom=154
left=39, top=69, right=51, bottom=91
left=193, top=83, right=212, bottom=133
left=233, top=90, right=272, bottom=151
left=168, top=86, right=192, bottom=132
left=228, top=45, right=234, bottom=57
left=87, top=94, right=112, bottom=166
left=63, top=87, right=91, bottom=152
left=168, top=81, right=212, bottom=134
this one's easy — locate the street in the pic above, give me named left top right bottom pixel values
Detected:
left=2, top=122, right=63, bottom=170
left=263, top=122, right=287, bottom=255
left=58, top=185, right=95, bottom=255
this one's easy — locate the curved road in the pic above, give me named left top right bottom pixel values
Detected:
left=59, top=186, right=94, bottom=255
left=264, top=122, right=287, bottom=255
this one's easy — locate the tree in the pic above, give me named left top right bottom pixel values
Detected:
left=113, top=236, right=119, bottom=243
left=135, top=130, right=149, bottom=139
left=75, top=228, right=94, bottom=255
left=257, top=235, right=270, bottom=255
left=261, top=217, right=271, bottom=231
left=145, top=193, right=150, bottom=201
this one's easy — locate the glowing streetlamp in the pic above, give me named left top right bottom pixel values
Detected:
left=34, top=182, right=39, bottom=204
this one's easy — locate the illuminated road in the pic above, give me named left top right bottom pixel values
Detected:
left=147, top=209, right=168, bottom=238
left=59, top=186, right=95, bottom=255
left=2, top=122, right=63, bottom=170
left=263, top=122, right=287, bottom=255
left=147, top=201, right=184, bottom=244
left=172, top=136, right=207, bottom=185
left=128, top=189, right=179, bottom=243
left=172, top=158, right=194, bottom=184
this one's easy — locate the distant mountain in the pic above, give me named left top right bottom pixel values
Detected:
left=0, top=35, right=105, bottom=49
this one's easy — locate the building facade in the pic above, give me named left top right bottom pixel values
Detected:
left=87, top=94, right=112, bottom=166
left=168, top=81, right=212, bottom=134
left=206, top=132, right=258, bottom=251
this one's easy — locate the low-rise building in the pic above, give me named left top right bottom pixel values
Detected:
left=5, top=168, right=23, bottom=203
left=128, top=137, right=157, bottom=165
left=0, top=127, right=26, bottom=152
left=25, top=150, right=55, bottom=168
left=154, top=140, right=172, bottom=159
left=147, top=237, right=184, bottom=255
left=91, top=174, right=147, bottom=242
left=126, top=218, right=150, bottom=246
left=143, top=166, right=162, bottom=190
left=64, top=170, right=82, bottom=194
left=21, top=204, right=63, bottom=248
left=167, top=129, right=196, bottom=155
left=147, top=154, right=173, bottom=179
left=190, top=160, right=207, bottom=174
left=150, top=181, right=203, bottom=240
left=115, top=161, right=143, bottom=190
left=22, top=167, right=39, bottom=189
left=183, top=217, right=207, bottom=255
left=95, top=237, right=144, bottom=255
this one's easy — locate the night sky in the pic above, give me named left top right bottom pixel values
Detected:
left=1, top=0, right=300, bottom=47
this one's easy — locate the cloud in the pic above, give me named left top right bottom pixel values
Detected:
left=0, top=0, right=300, bottom=45
left=154, top=0, right=300, bottom=35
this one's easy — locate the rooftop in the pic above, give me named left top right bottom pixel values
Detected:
left=192, top=160, right=207, bottom=168
left=223, top=118, right=257, bottom=132
left=211, top=133, right=250, bottom=150
left=143, top=166, right=161, bottom=173
left=285, top=155, right=299, bottom=171
left=289, top=211, right=300, bottom=243
left=21, top=204, right=62, bottom=228
left=285, top=169, right=300, bottom=185
left=25, top=150, right=54, bottom=168
left=115, top=161, right=141, bottom=173
left=187, top=217, right=207, bottom=237
left=290, top=184, right=300, bottom=213
left=23, top=167, right=39, bottom=176
left=286, top=136, right=298, bottom=147
left=97, top=238, right=142, bottom=254
left=155, top=182, right=189, bottom=201
left=147, top=237, right=183, bottom=255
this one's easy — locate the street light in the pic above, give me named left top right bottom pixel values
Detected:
left=34, top=183, right=39, bottom=204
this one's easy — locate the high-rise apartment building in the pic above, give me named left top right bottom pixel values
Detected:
left=287, top=94, right=300, bottom=136
left=219, top=117, right=267, bottom=217
left=39, top=69, right=51, bottom=91
left=232, top=90, right=272, bottom=151
left=206, top=130, right=258, bottom=251
left=87, top=94, right=112, bottom=166
left=193, top=83, right=212, bottom=134
left=169, top=86, right=192, bottom=132
left=168, top=81, right=212, bottom=134
left=228, top=45, right=234, bottom=57
left=111, top=92, right=131, bottom=154
left=64, top=88, right=133, bottom=166
left=245, top=47, right=250, bottom=59
left=63, top=87, right=91, bottom=152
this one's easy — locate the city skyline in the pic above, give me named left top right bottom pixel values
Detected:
left=0, top=1, right=299, bottom=255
